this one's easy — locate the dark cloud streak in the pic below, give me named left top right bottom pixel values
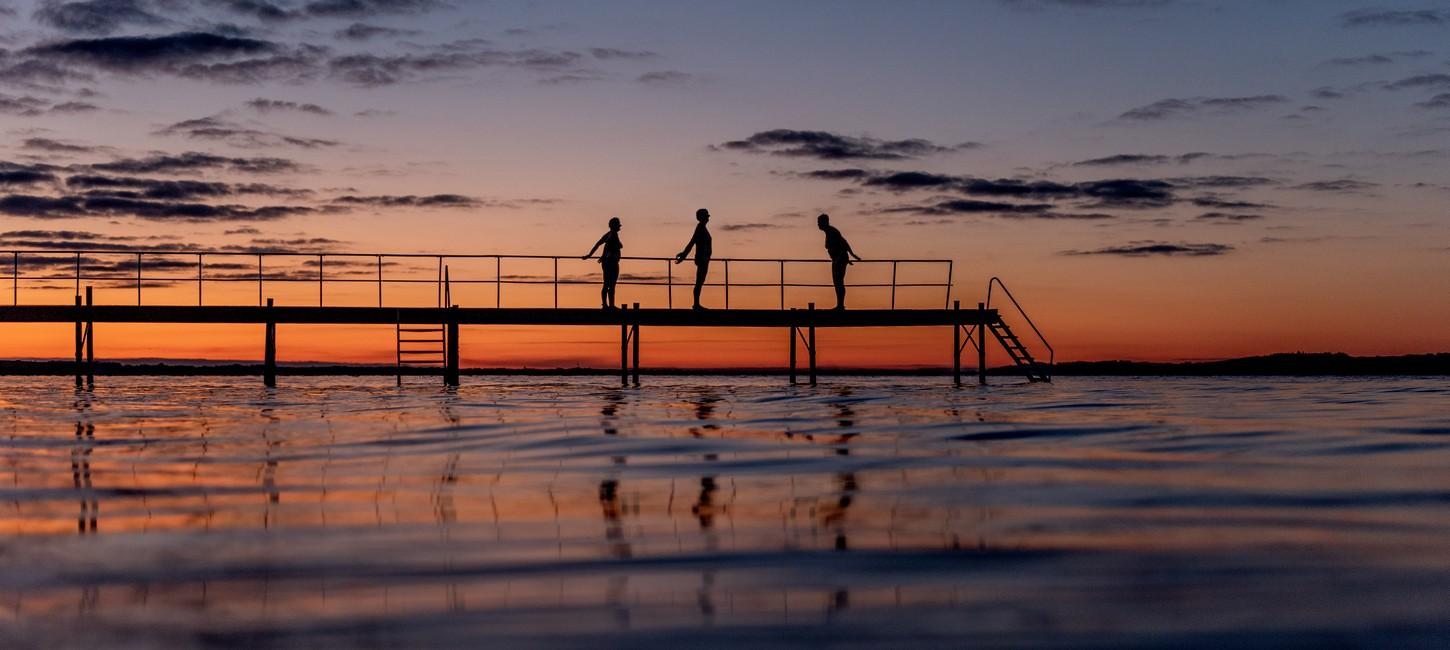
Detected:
left=1340, top=9, right=1450, bottom=28
left=1062, top=241, right=1233, bottom=257
left=1118, top=95, right=1287, bottom=121
left=717, top=129, right=978, bottom=161
left=33, top=0, right=167, bottom=35
left=245, top=97, right=333, bottom=115
left=90, top=152, right=303, bottom=175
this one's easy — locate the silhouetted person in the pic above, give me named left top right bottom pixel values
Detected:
left=583, top=217, right=623, bottom=309
left=674, top=208, right=713, bottom=310
left=817, top=214, right=862, bottom=310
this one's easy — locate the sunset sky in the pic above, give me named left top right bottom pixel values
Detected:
left=1, top=0, right=1448, bottom=367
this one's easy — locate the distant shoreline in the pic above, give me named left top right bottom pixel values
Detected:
left=0, top=353, right=1447, bottom=377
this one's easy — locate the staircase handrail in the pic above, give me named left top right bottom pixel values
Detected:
left=985, top=277, right=1054, bottom=370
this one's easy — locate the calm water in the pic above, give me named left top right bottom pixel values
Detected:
left=1, top=376, right=1447, bottom=648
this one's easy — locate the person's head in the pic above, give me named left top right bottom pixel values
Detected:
left=817, top=213, right=830, bottom=229
left=608, top=216, right=621, bottom=231
left=696, top=208, right=710, bottom=223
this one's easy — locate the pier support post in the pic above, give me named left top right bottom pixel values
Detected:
left=808, top=303, right=817, bottom=386
left=444, top=306, right=460, bottom=387
left=631, top=303, right=640, bottom=386
left=85, top=287, right=94, bottom=388
left=263, top=298, right=276, bottom=388
left=977, top=301, right=987, bottom=386
left=620, top=304, right=629, bottom=386
left=73, top=294, right=83, bottom=389
left=788, top=319, right=797, bottom=385
left=952, top=300, right=961, bottom=386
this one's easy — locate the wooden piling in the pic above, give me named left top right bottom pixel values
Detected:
left=73, top=294, right=83, bottom=388
left=263, top=298, right=276, bottom=388
left=808, top=303, right=817, bottom=386
left=952, top=300, right=961, bottom=386
left=85, top=287, right=94, bottom=388
left=977, top=301, right=987, bottom=386
left=444, top=306, right=460, bottom=387
left=631, top=303, right=640, bottom=386
left=619, top=304, right=629, bottom=386
left=788, top=320, right=797, bottom=385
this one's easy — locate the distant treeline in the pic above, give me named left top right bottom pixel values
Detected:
left=1053, top=353, right=1450, bottom=376
left=0, top=352, right=1446, bottom=376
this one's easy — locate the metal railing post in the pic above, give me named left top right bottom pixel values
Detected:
left=197, top=254, right=203, bottom=306
left=74, top=253, right=80, bottom=296
left=666, top=260, right=672, bottom=309
left=945, top=260, right=954, bottom=309
left=724, top=260, right=730, bottom=310
left=890, top=261, right=898, bottom=309
left=553, top=257, right=559, bottom=309
left=779, top=261, right=785, bottom=309
left=13, top=252, right=18, bottom=306
left=376, top=255, right=383, bottom=308
left=257, top=255, right=263, bottom=306
left=495, top=257, right=501, bottom=308
left=136, top=253, right=142, bottom=306
left=317, top=254, right=324, bottom=307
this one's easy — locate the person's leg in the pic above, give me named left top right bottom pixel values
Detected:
left=693, top=259, right=709, bottom=308
left=600, top=264, right=610, bottom=307
left=603, top=263, right=619, bottom=308
left=832, top=260, right=847, bottom=309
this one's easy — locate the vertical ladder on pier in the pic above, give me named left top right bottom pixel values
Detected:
left=396, top=317, right=447, bottom=384
left=987, top=320, right=1051, bottom=383
left=396, top=266, right=452, bottom=385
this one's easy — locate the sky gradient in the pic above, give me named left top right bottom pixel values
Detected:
left=1, top=0, right=1448, bottom=366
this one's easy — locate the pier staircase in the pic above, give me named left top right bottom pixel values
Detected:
left=987, top=320, right=1051, bottom=382
left=985, top=277, right=1054, bottom=383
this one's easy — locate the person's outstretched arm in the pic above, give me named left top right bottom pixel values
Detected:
left=583, top=234, right=608, bottom=259
left=845, top=237, right=863, bottom=262
left=674, top=231, right=697, bottom=264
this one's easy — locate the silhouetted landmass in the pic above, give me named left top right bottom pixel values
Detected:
left=1053, top=352, right=1450, bottom=376
left=0, top=352, right=1446, bottom=376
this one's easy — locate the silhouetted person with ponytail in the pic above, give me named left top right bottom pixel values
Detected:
left=674, top=208, right=713, bottom=310
left=583, top=216, right=623, bottom=309
left=818, top=214, right=861, bottom=310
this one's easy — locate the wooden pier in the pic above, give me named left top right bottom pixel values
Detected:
left=0, top=250, right=1054, bottom=387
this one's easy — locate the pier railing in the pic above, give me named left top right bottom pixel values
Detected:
left=3, top=251, right=954, bottom=310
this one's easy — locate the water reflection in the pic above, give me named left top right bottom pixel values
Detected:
left=71, top=422, right=96, bottom=535
left=0, top=376, right=1445, bottom=647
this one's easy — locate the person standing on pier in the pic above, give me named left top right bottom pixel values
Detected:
left=818, top=214, right=862, bottom=310
left=583, top=217, right=624, bottom=309
left=674, top=208, right=713, bottom=310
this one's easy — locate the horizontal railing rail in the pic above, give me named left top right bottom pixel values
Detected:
left=2, top=250, right=955, bottom=310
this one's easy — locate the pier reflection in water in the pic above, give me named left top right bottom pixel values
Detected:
left=1, top=376, right=1449, bottom=647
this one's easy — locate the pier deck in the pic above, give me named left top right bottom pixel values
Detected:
left=0, top=305, right=995, bottom=327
